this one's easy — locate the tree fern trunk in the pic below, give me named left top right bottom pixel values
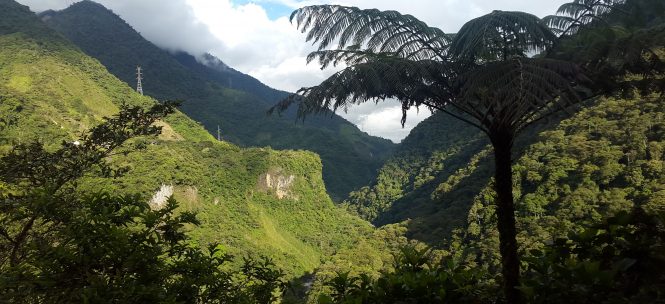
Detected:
left=491, top=131, right=521, bottom=304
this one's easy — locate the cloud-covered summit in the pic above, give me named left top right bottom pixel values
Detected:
left=17, top=0, right=569, bottom=142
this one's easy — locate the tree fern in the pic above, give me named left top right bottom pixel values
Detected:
left=291, top=5, right=450, bottom=61
left=274, top=5, right=591, bottom=303
left=450, top=10, right=557, bottom=61
left=543, top=0, right=626, bottom=36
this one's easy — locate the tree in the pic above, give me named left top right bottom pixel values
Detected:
left=0, top=103, right=287, bottom=303
left=543, top=0, right=627, bottom=37
left=545, top=0, right=665, bottom=95
left=271, top=6, right=591, bottom=303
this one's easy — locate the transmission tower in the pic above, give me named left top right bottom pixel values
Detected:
left=136, top=66, right=144, bottom=95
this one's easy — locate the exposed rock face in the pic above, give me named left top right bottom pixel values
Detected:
left=258, top=171, right=296, bottom=199
left=149, top=184, right=173, bottom=209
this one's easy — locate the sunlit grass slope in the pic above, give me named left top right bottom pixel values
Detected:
left=0, top=0, right=372, bottom=278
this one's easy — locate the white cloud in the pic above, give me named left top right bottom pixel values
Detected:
left=17, top=0, right=570, bottom=142
left=173, top=0, right=571, bottom=143
left=340, top=100, right=431, bottom=143
left=18, top=0, right=224, bottom=58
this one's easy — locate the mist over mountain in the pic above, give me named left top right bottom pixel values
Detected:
left=2, top=0, right=664, bottom=302
left=0, top=0, right=385, bottom=289
left=39, top=0, right=395, bottom=200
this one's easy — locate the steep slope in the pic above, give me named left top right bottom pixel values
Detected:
left=343, top=112, right=492, bottom=243
left=347, top=96, right=664, bottom=246
left=39, top=0, right=395, bottom=200
left=460, top=95, right=665, bottom=268
left=0, top=0, right=373, bottom=278
left=343, top=0, right=665, bottom=250
left=173, top=51, right=287, bottom=105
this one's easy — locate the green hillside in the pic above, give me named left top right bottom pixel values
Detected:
left=0, top=0, right=373, bottom=279
left=453, top=93, right=665, bottom=264
left=309, top=0, right=665, bottom=300
left=39, top=0, right=395, bottom=201
left=337, top=0, right=665, bottom=260
left=346, top=94, right=664, bottom=245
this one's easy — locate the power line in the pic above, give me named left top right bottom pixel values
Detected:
left=136, top=66, right=143, bottom=95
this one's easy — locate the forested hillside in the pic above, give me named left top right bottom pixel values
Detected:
left=2, top=0, right=664, bottom=302
left=296, top=0, right=665, bottom=302
left=0, top=0, right=375, bottom=281
left=458, top=94, right=665, bottom=266
left=39, top=0, right=395, bottom=200
left=342, top=0, right=665, bottom=246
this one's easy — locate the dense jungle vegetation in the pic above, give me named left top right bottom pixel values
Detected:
left=0, top=2, right=389, bottom=302
left=0, top=0, right=664, bottom=303
left=273, top=0, right=665, bottom=302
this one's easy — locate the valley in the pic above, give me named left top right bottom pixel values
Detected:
left=1, top=0, right=664, bottom=303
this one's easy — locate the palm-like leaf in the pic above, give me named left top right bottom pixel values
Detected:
left=270, top=57, right=458, bottom=126
left=306, top=47, right=394, bottom=69
left=290, top=5, right=451, bottom=61
left=453, top=58, right=589, bottom=133
left=543, top=0, right=626, bottom=36
left=450, top=10, right=557, bottom=61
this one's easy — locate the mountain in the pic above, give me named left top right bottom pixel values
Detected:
left=173, top=51, right=286, bottom=105
left=0, top=0, right=375, bottom=279
left=343, top=111, right=491, bottom=242
left=38, top=0, right=395, bottom=201
left=348, top=95, right=664, bottom=245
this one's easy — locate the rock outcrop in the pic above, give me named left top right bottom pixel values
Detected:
left=258, top=170, right=295, bottom=199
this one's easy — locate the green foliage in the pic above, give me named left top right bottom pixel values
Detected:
left=0, top=3, right=377, bottom=290
left=521, top=208, right=665, bottom=303
left=343, top=112, right=489, bottom=231
left=0, top=104, right=287, bottom=303
left=316, top=244, right=496, bottom=304
left=318, top=207, right=665, bottom=304
left=458, top=94, right=665, bottom=268
left=303, top=224, right=411, bottom=303
left=349, top=91, right=664, bottom=274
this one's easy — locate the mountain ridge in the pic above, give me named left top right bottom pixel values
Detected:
left=39, top=0, right=395, bottom=200
left=0, top=0, right=375, bottom=280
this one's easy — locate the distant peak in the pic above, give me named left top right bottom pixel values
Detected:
left=64, top=0, right=114, bottom=14
left=70, top=0, right=106, bottom=8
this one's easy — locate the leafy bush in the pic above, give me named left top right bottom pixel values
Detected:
left=317, top=245, right=497, bottom=304
left=521, top=208, right=665, bottom=303
left=318, top=208, right=665, bottom=304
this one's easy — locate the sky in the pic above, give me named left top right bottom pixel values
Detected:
left=18, top=0, right=569, bottom=142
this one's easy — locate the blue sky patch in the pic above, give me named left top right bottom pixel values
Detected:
left=233, top=0, right=294, bottom=20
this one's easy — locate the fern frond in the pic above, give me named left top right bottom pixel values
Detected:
left=545, top=0, right=626, bottom=36
left=290, top=5, right=450, bottom=61
left=453, top=58, right=589, bottom=132
left=450, top=10, right=557, bottom=61
left=305, top=47, right=398, bottom=69
left=269, top=58, right=457, bottom=125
